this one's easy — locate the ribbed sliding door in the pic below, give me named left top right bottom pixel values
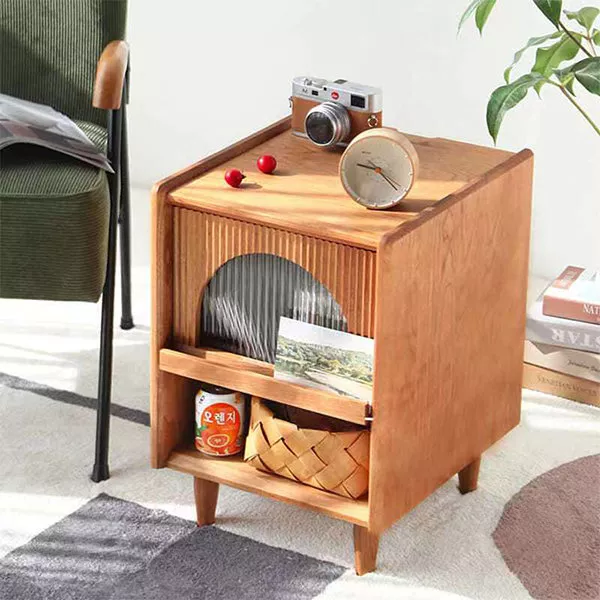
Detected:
left=171, top=208, right=377, bottom=353
left=199, top=254, right=348, bottom=363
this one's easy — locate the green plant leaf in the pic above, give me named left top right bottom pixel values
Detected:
left=532, top=34, right=580, bottom=91
left=564, top=7, right=600, bottom=31
left=487, top=73, right=545, bottom=142
left=555, top=68, right=576, bottom=94
left=592, top=29, right=600, bottom=45
left=565, top=77, right=576, bottom=95
left=475, top=0, right=497, bottom=33
left=504, top=31, right=562, bottom=82
left=533, top=0, right=563, bottom=26
left=458, top=0, right=485, bottom=32
left=557, top=57, right=600, bottom=94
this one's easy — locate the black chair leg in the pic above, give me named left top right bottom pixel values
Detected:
left=119, top=97, right=134, bottom=331
left=92, top=107, right=123, bottom=483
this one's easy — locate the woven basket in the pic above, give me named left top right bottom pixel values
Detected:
left=244, top=397, right=370, bottom=499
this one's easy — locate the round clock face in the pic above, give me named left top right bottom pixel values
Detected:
left=339, top=128, right=419, bottom=210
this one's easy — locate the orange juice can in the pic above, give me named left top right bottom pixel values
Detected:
left=195, top=384, right=246, bottom=456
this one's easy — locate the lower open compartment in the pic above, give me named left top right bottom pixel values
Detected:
left=157, top=348, right=371, bottom=526
left=167, top=445, right=369, bottom=526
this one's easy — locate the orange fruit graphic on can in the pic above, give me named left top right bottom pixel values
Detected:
left=195, top=384, right=246, bottom=457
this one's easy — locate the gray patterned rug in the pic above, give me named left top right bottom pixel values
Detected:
left=1, top=281, right=600, bottom=599
left=0, top=494, right=344, bottom=600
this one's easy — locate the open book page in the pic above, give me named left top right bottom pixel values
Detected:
left=0, top=94, right=113, bottom=172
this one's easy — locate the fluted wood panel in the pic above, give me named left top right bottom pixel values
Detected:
left=172, top=207, right=376, bottom=347
left=200, top=253, right=349, bottom=363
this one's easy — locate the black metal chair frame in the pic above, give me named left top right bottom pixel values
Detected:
left=91, top=65, right=133, bottom=483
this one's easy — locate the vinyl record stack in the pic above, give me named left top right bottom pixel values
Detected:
left=524, top=266, right=600, bottom=407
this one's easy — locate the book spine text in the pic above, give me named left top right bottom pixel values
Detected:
left=523, top=363, right=600, bottom=407
left=543, top=296, right=600, bottom=325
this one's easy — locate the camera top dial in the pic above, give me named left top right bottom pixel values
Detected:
left=339, top=128, right=419, bottom=210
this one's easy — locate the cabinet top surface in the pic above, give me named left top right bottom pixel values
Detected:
left=168, top=124, right=512, bottom=249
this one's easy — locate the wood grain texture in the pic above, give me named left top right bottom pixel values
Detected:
left=169, top=129, right=512, bottom=250
left=93, top=41, right=129, bottom=110
left=175, top=344, right=275, bottom=377
left=159, top=349, right=369, bottom=425
left=151, top=174, right=187, bottom=467
left=168, top=446, right=369, bottom=526
left=172, top=208, right=377, bottom=345
left=368, top=149, right=534, bottom=534
left=458, top=457, right=481, bottom=494
left=194, top=478, right=219, bottom=526
left=151, top=118, right=293, bottom=467
left=353, top=525, right=379, bottom=575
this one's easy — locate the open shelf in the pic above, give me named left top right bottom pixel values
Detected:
left=159, top=347, right=370, bottom=426
left=167, top=444, right=369, bottom=526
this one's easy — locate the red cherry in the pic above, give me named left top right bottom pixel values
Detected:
left=257, top=155, right=277, bottom=174
left=224, top=168, right=245, bottom=188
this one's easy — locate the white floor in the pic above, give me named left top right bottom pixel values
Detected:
left=1, top=188, right=599, bottom=599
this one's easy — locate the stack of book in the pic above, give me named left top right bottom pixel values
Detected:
left=524, top=266, right=600, bottom=407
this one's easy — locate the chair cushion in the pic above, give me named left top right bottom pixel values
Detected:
left=0, top=121, right=110, bottom=302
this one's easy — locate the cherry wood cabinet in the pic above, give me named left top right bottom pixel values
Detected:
left=151, top=116, right=533, bottom=574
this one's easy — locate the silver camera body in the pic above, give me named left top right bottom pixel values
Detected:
left=291, top=76, right=383, bottom=148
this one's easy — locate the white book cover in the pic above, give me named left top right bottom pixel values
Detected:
left=524, top=340, right=600, bottom=383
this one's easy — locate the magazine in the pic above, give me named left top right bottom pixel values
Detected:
left=274, top=317, right=374, bottom=403
left=0, top=93, right=113, bottom=172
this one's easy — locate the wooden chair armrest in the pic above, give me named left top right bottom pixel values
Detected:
left=93, top=40, right=129, bottom=110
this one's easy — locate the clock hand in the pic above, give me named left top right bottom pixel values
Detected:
left=379, top=172, right=398, bottom=190
left=382, top=173, right=403, bottom=188
left=364, top=160, right=398, bottom=191
left=357, top=163, right=377, bottom=170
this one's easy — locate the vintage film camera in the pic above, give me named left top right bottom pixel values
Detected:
left=291, top=76, right=383, bottom=149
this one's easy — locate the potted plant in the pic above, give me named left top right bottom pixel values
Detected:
left=459, top=0, right=599, bottom=142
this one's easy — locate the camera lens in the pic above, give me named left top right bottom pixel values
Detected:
left=305, top=112, right=334, bottom=145
left=304, top=102, right=351, bottom=148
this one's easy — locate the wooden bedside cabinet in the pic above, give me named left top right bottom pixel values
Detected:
left=151, top=116, right=533, bottom=575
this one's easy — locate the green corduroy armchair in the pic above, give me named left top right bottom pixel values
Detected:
left=0, top=0, right=132, bottom=482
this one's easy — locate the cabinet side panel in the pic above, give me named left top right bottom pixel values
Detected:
left=369, top=152, right=533, bottom=533
left=151, top=191, right=194, bottom=466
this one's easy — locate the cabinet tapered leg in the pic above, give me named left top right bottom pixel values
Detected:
left=458, top=457, right=481, bottom=494
left=353, top=525, right=379, bottom=575
left=194, top=477, right=219, bottom=526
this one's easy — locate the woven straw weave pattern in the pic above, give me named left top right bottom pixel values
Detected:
left=244, top=398, right=370, bottom=499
